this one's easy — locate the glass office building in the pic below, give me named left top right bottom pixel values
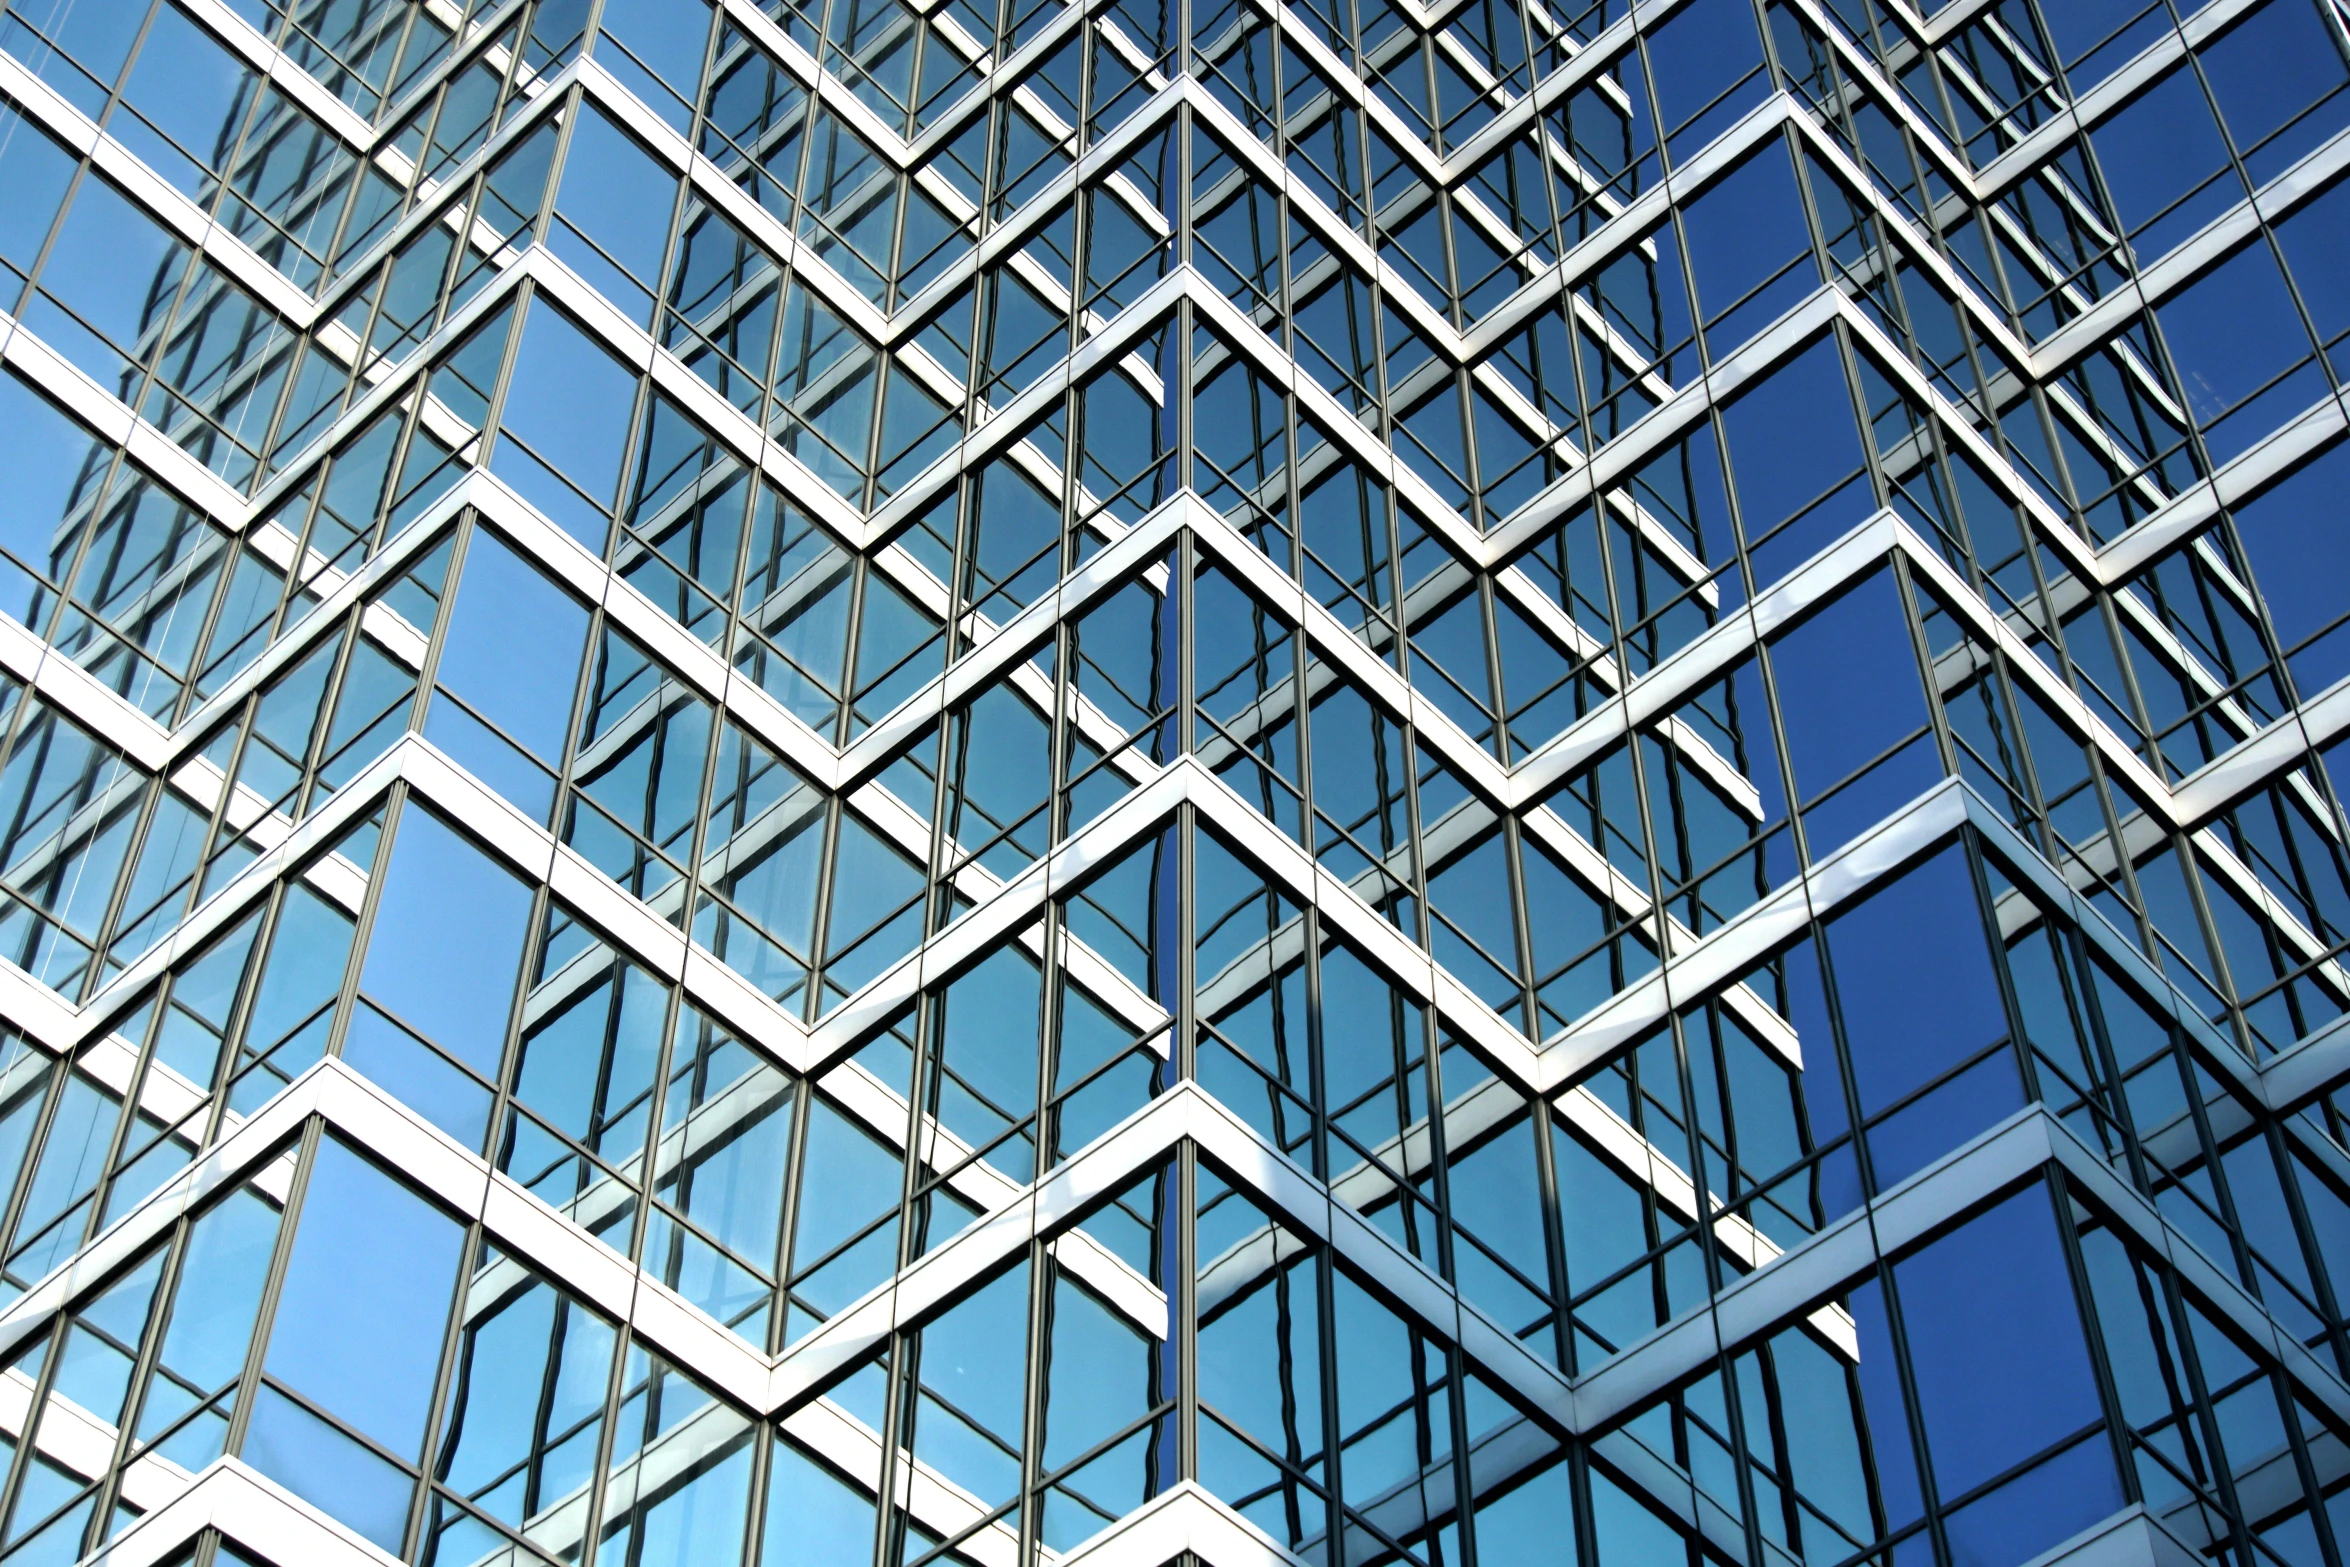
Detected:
left=0, top=0, right=2347, bottom=1564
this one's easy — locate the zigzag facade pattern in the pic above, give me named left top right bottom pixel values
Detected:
left=0, top=0, right=2337, bottom=1565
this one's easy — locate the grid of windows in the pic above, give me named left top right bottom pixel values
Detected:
left=0, top=0, right=2339, bottom=1565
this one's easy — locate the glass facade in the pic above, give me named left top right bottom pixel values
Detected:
left=0, top=0, right=2346, bottom=1565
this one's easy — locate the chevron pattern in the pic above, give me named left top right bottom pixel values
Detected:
left=0, top=0, right=2341, bottom=1565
